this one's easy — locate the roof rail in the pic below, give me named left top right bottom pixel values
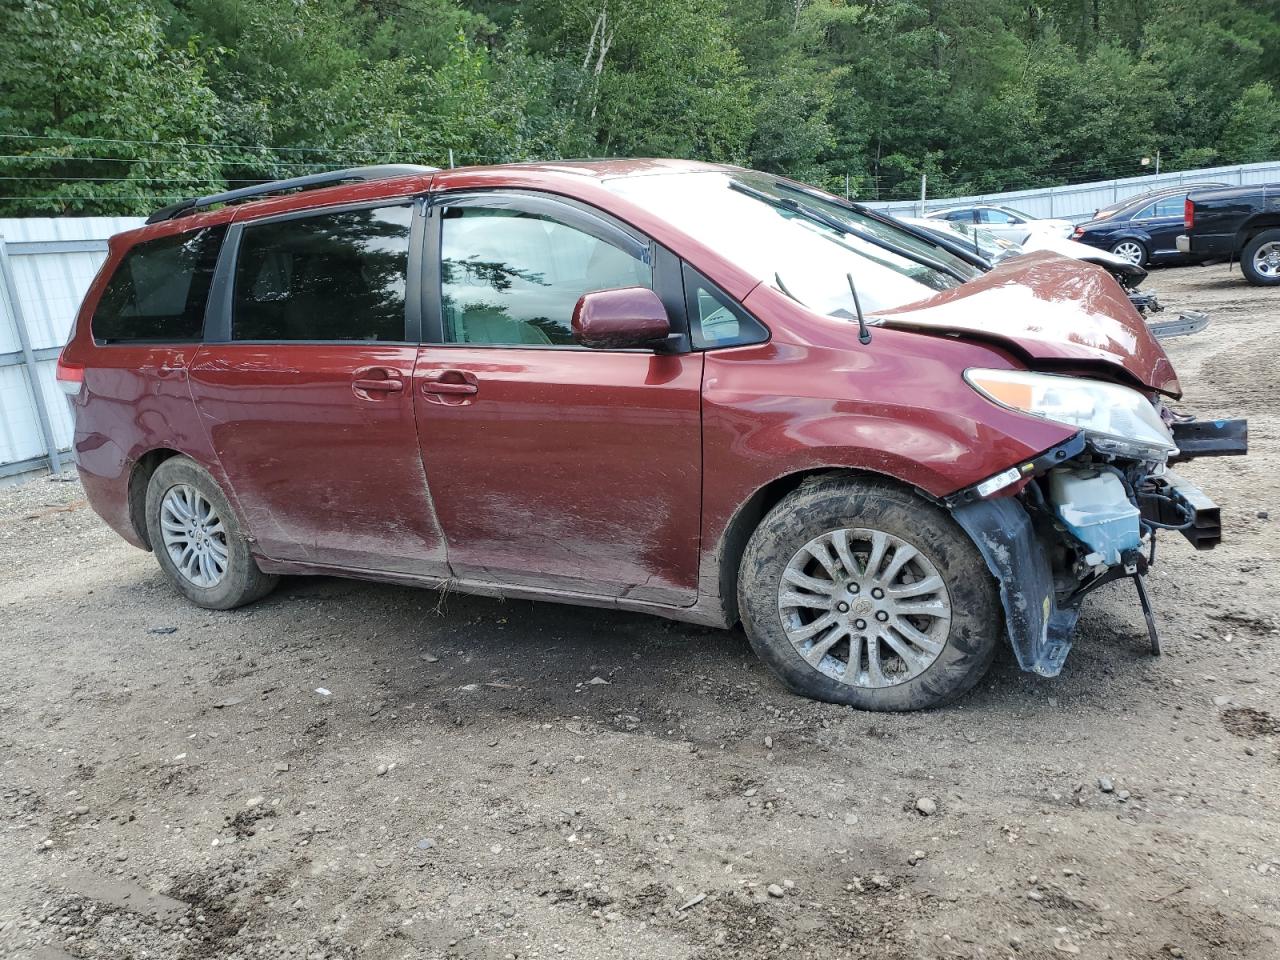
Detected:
left=145, top=164, right=439, bottom=224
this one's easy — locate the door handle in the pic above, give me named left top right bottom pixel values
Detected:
left=352, top=366, right=405, bottom=399
left=353, top=378, right=404, bottom=393
left=421, top=380, right=477, bottom=396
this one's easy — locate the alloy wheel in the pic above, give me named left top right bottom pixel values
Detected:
left=160, top=484, right=229, bottom=588
left=1111, top=240, right=1145, bottom=265
left=1252, top=240, right=1280, bottom=278
left=777, top=528, right=952, bottom=689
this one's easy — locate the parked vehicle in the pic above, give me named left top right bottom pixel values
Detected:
left=60, top=160, right=1247, bottom=711
left=925, top=204, right=1073, bottom=242
left=1072, top=184, right=1228, bottom=266
left=900, top=215, right=1216, bottom=339
left=1178, top=182, right=1280, bottom=285
left=1089, top=183, right=1227, bottom=222
left=902, top=215, right=1147, bottom=286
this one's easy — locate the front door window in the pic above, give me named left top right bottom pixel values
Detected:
left=440, top=206, right=652, bottom=346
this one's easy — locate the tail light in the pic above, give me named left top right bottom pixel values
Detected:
left=1071, top=226, right=1084, bottom=239
left=1184, top=197, right=1195, bottom=229
left=56, top=355, right=84, bottom=396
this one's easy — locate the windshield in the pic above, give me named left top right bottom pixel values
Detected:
left=603, top=170, right=982, bottom=315
left=1000, top=206, right=1037, bottom=220
left=926, top=219, right=1023, bottom=262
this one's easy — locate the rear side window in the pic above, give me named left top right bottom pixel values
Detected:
left=92, top=226, right=225, bottom=342
left=232, top=204, right=412, bottom=342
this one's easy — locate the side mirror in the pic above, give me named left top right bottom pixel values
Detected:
left=572, top=287, right=671, bottom=350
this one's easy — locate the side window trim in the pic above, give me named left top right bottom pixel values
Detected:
left=428, top=190, right=650, bottom=261
left=206, top=198, right=419, bottom=345
left=681, top=263, right=770, bottom=351
left=204, top=222, right=239, bottom=344
left=421, top=189, right=689, bottom=351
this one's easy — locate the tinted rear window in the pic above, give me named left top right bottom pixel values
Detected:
left=92, top=226, right=225, bottom=342
left=231, top=205, right=412, bottom=342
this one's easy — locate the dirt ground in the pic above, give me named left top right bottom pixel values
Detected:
left=2, top=263, right=1278, bottom=960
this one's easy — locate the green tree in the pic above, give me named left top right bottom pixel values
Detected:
left=525, top=0, right=754, bottom=160
left=1220, top=81, right=1280, bottom=163
left=0, top=0, right=226, bottom=215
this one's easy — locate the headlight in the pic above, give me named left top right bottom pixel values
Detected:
left=965, top=368, right=1177, bottom=461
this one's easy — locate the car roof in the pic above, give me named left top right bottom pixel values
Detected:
left=1112, top=182, right=1228, bottom=210
left=117, top=158, right=728, bottom=249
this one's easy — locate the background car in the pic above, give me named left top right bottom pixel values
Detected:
left=1090, top=182, right=1226, bottom=221
left=926, top=204, right=1073, bottom=241
left=1178, top=182, right=1280, bottom=285
left=1072, top=184, right=1227, bottom=266
left=901, top=215, right=1147, bottom=288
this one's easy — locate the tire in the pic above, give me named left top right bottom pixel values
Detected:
left=737, top=476, right=1001, bottom=711
left=1109, top=238, right=1148, bottom=267
left=144, top=456, right=278, bottom=610
left=1240, top=229, right=1280, bottom=286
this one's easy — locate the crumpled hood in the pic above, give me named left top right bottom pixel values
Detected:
left=876, top=251, right=1181, bottom=397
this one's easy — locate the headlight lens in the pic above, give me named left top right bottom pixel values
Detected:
left=965, top=368, right=1177, bottom=461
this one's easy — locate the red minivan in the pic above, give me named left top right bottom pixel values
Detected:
left=58, top=160, right=1246, bottom=710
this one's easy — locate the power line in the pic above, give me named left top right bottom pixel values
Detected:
left=0, top=133, right=513, bottom=163
left=0, top=131, right=449, bottom=156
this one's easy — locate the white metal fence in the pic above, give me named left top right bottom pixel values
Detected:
left=866, top=159, right=1280, bottom=222
left=0, top=216, right=144, bottom=477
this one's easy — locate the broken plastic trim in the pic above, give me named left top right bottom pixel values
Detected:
left=952, top=496, right=1081, bottom=677
left=945, top=433, right=1087, bottom=509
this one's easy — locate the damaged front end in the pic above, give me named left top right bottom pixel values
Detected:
left=946, top=369, right=1248, bottom=676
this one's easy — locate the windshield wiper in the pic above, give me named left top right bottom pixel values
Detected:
left=771, top=181, right=991, bottom=272
left=729, top=179, right=971, bottom=283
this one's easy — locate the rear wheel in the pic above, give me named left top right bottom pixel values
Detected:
left=1109, top=238, right=1148, bottom=267
left=1241, top=229, right=1280, bottom=286
left=145, top=456, right=278, bottom=609
left=737, top=477, right=1001, bottom=711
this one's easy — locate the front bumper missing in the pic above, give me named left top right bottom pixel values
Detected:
left=949, top=418, right=1246, bottom=677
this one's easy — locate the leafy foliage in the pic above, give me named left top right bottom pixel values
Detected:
left=0, top=0, right=1277, bottom=214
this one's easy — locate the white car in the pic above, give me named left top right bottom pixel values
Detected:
left=901, top=216, right=1134, bottom=273
left=899, top=216, right=1213, bottom=341
left=926, top=204, right=1073, bottom=241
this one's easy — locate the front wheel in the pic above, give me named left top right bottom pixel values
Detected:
left=144, top=456, right=278, bottom=610
left=737, top=477, right=1001, bottom=711
left=1241, top=229, right=1280, bottom=286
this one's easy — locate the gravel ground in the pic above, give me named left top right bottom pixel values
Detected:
left=1, top=263, right=1277, bottom=960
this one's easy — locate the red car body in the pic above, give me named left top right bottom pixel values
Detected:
left=60, top=160, right=1180, bottom=629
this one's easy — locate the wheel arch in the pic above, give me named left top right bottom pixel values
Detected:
left=1239, top=215, right=1280, bottom=249
left=128, top=448, right=186, bottom=550
left=713, top=466, right=932, bottom=627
